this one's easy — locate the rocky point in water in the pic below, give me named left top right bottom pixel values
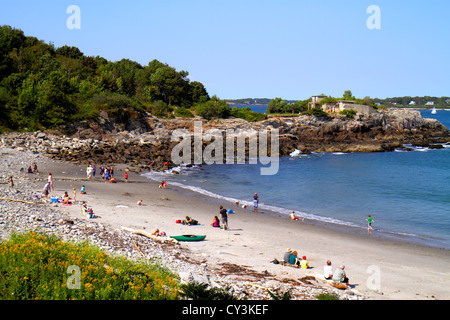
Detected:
left=1, top=108, right=448, bottom=172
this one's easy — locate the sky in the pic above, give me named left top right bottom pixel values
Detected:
left=1, top=0, right=449, bottom=100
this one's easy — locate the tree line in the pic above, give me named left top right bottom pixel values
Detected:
left=1, top=25, right=260, bottom=132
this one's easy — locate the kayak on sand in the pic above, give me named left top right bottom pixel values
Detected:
left=170, top=235, right=206, bottom=242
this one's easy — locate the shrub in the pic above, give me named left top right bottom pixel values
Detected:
left=0, top=232, right=180, bottom=300
left=340, top=109, right=357, bottom=119
left=302, top=108, right=328, bottom=118
left=179, top=280, right=240, bottom=300
left=194, top=96, right=230, bottom=120
left=174, top=107, right=194, bottom=118
left=230, top=106, right=266, bottom=122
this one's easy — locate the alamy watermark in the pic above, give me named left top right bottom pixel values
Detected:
left=171, top=121, right=280, bottom=175
left=66, top=265, right=81, bottom=289
left=366, top=5, right=381, bottom=30
left=66, top=5, right=81, bottom=30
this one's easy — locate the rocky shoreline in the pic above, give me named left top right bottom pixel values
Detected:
left=1, top=108, right=448, bottom=172
left=0, top=147, right=363, bottom=300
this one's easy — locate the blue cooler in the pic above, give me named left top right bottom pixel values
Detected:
left=51, top=196, right=58, bottom=203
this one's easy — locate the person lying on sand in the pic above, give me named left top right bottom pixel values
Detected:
left=182, top=216, right=198, bottom=226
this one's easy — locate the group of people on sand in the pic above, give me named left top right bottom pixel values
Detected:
left=282, top=248, right=349, bottom=287
left=23, top=162, right=39, bottom=175
left=234, top=193, right=259, bottom=212
left=86, top=164, right=118, bottom=183
left=209, top=205, right=231, bottom=230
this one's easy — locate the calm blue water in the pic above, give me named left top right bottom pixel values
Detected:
left=144, top=110, right=450, bottom=249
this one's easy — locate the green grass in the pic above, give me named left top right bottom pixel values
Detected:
left=0, top=232, right=180, bottom=300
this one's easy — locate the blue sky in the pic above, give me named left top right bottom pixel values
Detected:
left=1, top=0, right=449, bottom=100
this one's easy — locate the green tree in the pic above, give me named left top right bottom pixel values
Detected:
left=343, top=90, right=355, bottom=100
left=267, top=97, right=287, bottom=113
left=195, top=95, right=230, bottom=120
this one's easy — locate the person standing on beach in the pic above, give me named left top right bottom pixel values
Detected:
left=253, top=193, right=259, bottom=212
left=124, top=171, right=129, bottom=183
left=47, top=173, right=54, bottom=191
left=219, top=205, right=229, bottom=230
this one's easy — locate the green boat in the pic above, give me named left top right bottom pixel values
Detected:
left=170, top=235, right=206, bottom=242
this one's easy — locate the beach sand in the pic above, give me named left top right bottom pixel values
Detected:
left=31, top=157, right=450, bottom=300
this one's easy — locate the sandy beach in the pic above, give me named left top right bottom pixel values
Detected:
left=21, top=154, right=448, bottom=301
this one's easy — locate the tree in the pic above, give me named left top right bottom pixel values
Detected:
left=267, top=97, right=287, bottom=113
left=343, top=90, right=355, bottom=100
left=55, top=45, right=84, bottom=59
left=195, top=96, right=230, bottom=120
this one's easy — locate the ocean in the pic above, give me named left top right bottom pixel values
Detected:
left=143, top=109, right=450, bottom=249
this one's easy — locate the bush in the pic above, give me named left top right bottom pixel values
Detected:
left=302, top=108, right=328, bottom=118
left=0, top=232, right=180, bottom=300
left=195, top=96, right=230, bottom=120
left=179, top=280, right=240, bottom=300
left=316, top=292, right=340, bottom=300
left=340, top=109, right=357, bottom=119
left=230, top=106, right=266, bottom=122
left=174, top=107, right=194, bottom=118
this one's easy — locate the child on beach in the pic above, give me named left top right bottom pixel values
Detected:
left=47, top=173, right=54, bottom=191
left=210, top=216, right=221, bottom=228
left=72, top=188, right=77, bottom=203
left=253, top=193, right=259, bottom=212
left=300, top=256, right=309, bottom=269
left=124, top=171, right=129, bottom=183
left=137, top=200, right=142, bottom=205
left=159, top=181, right=167, bottom=189
left=366, top=215, right=374, bottom=233
left=80, top=185, right=86, bottom=194
left=290, top=211, right=304, bottom=221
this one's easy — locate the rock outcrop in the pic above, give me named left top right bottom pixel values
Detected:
left=1, top=109, right=448, bottom=171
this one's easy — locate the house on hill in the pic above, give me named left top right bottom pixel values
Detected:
left=322, top=100, right=377, bottom=116
left=308, top=95, right=327, bottom=110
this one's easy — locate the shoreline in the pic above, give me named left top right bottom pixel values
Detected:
left=142, top=162, right=450, bottom=251
left=1, top=147, right=450, bottom=300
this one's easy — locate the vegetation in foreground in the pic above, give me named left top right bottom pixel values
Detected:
left=0, top=232, right=180, bottom=300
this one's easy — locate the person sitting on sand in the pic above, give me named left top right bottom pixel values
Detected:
left=151, top=229, right=160, bottom=236
left=283, top=248, right=293, bottom=263
left=159, top=181, right=167, bottom=189
left=323, top=260, right=333, bottom=280
left=300, top=256, right=309, bottom=269
left=63, top=191, right=72, bottom=204
left=210, top=216, right=221, bottom=228
left=289, top=250, right=301, bottom=267
left=289, top=211, right=304, bottom=221
left=63, top=191, right=72, bottom=205
left=137, top=200, right=142, bottom=205
left=234, top=200, right=240, bottom=207
left=80, top=185, right=86, bottom=194
left=332, top=265, right=349, bottom=284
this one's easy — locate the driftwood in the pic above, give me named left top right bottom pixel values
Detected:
left=0, top=197, right=35, bottom=205
left=121, top=226, right=179, bottom=244
left=133, top=241, right=145, bottom=257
